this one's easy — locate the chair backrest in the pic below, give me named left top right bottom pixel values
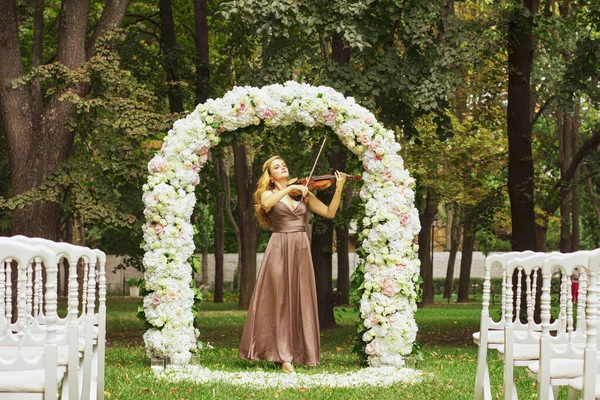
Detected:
left=8, top=235, right=97, bottom=324
left=578, top=249, right=600, bottom=400
left=536, top=250, right=596, bottom=400
left=481, top=251, right=536, bottom=330
left=0, top=240, right=60, bottom=398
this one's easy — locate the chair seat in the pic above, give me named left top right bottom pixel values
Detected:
left=473, top=330, right=505, bottom=345
left=498, top=343, right=584, bottom=361
left=569, top=376, right=600, bottom=397
left=0, top=345, right=80, bottom=366
left=0, top=366, right=66, bottom=393
left=528, top=358, right=584, bottom=379
left=497, top=344, right=539, bottom=360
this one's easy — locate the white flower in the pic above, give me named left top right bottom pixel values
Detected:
left=142, top=81, right=421, bottom=367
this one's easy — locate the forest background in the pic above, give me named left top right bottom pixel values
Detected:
left=0, top=0, right=599, bottom=330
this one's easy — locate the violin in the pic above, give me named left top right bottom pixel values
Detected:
left=288, top=173, right=362, bottom=199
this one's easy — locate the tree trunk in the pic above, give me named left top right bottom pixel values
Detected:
left=200, top=244, right=209, bottom=285
left=312, top=147, right=347, bottom=328
left=159, top=0, right=184, bottom=113
left=558, top=110, right=573, bottom=252
left=308, top=33, right=350, bottom=324
left=457, top=216, right=475, bottom=303
left=583, top=168, right=600, bottom=246
left=445, top=205, right=453, bottom=251
left=222, top=149, right=241, bottom=291
left=506, top=0, right=539, bottom=251
left=312, top=189, right=336, bottom=330
left=571, top=104, right=580, bottom=251
left=418, top=191, right=439, bottom=306
left=213, top=156, right=226, bottom=303
left=443, top=206, right=461, bottom=299
left=335, top=187, right=353, bottom=305
left=233, top=145, right=258, bottom=309
left=535, top=220, right=549, bottom=252
left=193, top=0, right=209, bottom=105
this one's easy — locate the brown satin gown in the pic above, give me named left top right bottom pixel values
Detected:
left=238, top=199, right=321, bottom=366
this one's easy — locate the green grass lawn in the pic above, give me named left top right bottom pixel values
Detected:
left=103, top=297, right=565, bottom=399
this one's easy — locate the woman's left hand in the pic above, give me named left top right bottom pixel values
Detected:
left=335, top=170, right=347, bottom=187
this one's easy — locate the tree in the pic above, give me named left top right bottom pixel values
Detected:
left=0, top=0, right=130, bottom=240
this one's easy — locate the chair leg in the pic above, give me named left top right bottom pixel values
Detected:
left=475, top=345, right=489, bottom=400
left=484, top=365, right=492, bottom=400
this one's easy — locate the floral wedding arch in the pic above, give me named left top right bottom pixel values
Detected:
left=141, top=81, right=421, bottom=368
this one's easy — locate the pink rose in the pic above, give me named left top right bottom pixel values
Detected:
left=237, top=103, right=247, bottom=114
left=368, top=312, right=377, bottom=325
left=193, top=174, right=200, bottom=186
left=383, top=284, right=396, bottom=297
left=399, top=214, right=409, bottom=225
left=326, top=110, right=338, bottom=121
left=155, top=223, right=165, bottom=236
left=152, top=295, right=161, bottom=307
left=357, top=133, right=369, bottom=145
left=262, top=108, right=275, bottom=119
left=364, top=116, right=374, bottom=125
left=150, top=156, right=168, bottom=173
left=197, top=146, right=210, bottom=156
left=384, top=170, right=393, bottom=181
left=365, top=342, right=377, bottom=355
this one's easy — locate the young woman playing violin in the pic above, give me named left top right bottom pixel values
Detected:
left=238, top=156, right=347, bottom=372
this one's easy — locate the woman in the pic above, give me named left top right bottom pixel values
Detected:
left=238, top=156, right=347, bottom=372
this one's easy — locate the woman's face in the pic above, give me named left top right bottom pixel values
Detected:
left=269, top=158, right=288, bottom=180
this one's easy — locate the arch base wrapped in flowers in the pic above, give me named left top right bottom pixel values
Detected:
left=141, top=82, right=421, bottom=368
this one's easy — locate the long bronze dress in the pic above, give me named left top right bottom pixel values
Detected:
left=238, top=199, right=320, bottom=366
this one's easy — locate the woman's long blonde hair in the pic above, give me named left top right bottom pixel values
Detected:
left=254, top=156, right=283, bottom=229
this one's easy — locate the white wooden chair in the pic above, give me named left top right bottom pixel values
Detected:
left=497, top=252, right=574, bottom=399
left=2, top=236, right=106, bottom=400
left=568, top=249, right=600, bottom=400
left=474, top=251, right=536, bottom=400
left=527, top=251, right=598, bottom=400
left=0, top=241, right=64, bottom=399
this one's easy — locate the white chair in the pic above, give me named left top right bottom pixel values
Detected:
left=497, top=252, right=569, bottom=399
left=7, top=236, right=95, bottom=400
left=527, top=251, right=599, bottom=400
left=474, top=251, right=536, bottom=400
left=568, top=250, right=600, bottom=400
left=0, top=241, right=64, bottom=399
left=2, top=236, right=106, bottom=400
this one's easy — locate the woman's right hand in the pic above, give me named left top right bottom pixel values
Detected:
left=288, top=184, right=309, bottom=197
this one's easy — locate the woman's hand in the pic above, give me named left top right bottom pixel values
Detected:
left=288, top=184, right=309, bottom=197
left=335, top=171, right=347, bottom=188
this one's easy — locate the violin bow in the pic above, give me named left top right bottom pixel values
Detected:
left=305, top=137, right=327, bottom=188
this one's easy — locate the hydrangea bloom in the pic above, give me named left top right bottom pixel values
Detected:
left=142, top=82, right=421, bottom=367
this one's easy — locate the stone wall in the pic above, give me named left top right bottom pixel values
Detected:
left=105, top=251, right=504, bottom=296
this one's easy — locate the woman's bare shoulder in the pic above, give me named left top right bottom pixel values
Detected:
left=261, top=190, right=275, bottom=200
